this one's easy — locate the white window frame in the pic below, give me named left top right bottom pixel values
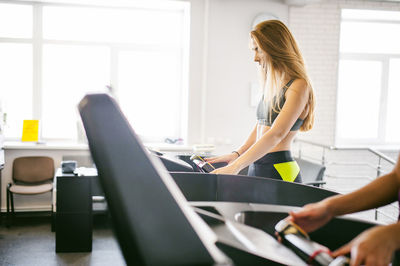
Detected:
left=0, top=0, right=190, bottom=143
left=336, top=10, right=400, bottom=146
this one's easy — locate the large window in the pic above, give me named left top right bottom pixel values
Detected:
left=336, top=9, right=400, bottom=145
left=0, top=1, right=190, bottom=142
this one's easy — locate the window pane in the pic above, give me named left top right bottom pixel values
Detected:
left=0, top=43, right=33, bottom=138
left=42, top=44, right=110, bottom=139
left=340, top=21, right=400, bottom=54
left=43, top=6, right=182, bottom=45
left=0, top=3, right=32, bottom=38
left=337, top=60, right=381, bottom=139
left=117, top=50, right=182, bottom=141
left=342, top=9, right=400, bottom=22
left=386, top=59, right=400, bottom=143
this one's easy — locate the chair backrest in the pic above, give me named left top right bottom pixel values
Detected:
left=13, top=156, right=55, bottom=183
left=295, top=157, right=326, bottom=184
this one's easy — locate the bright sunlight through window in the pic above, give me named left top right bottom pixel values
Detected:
left=0, top=1, right=190, bottom=143
left=336, top=9, right=400, bottom=145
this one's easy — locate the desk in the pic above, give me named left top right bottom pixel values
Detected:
left=54, top=168, right=102, bottom=252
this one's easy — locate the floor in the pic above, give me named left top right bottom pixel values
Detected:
left=0, top=214, right=126, bottom=266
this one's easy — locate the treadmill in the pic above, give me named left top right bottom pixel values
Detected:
left=79, top=94, right=379, bottom=266
left=150, top=150, right=194, bottom=172
left=154, top=153, right=338, bottom=207
left=158, top=156, right=336, bottom=207
left=144, top=117, right=338, bottom=207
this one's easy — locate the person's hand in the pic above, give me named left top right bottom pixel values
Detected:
left=287, top=200, right=333, bottom=233
left=211, top=163, right=240, bottom=175
left=205, top=153, right=238, bottom=164
left=333, top=224, right=400, bottom=266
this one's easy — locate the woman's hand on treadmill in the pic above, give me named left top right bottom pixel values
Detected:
left=205, top=153, right=238, bottom=164
left=288, top=200, right=333, bottom=233
left=332, top=224, right=400, bottom=266
left=211, top=163, right=240, bottom=175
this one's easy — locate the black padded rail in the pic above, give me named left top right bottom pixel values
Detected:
left=155, top=155, right=193, bottom=172
left=217, top=174, right=337, bottom=206
left=170, top=172, right=337, bottom=206
left=78, top=94, right=216, bottom=266
left=171, top=172, right=218, bottom=201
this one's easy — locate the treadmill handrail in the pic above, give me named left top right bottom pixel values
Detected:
left=79, top=93, right=230, bottom=265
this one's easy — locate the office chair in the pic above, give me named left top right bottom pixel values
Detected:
left=7, top=156, right=55, bottom=227
left=295, top=157, right=326, bottom=187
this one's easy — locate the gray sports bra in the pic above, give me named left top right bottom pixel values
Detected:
left=256, top=79, right=304, bottom=131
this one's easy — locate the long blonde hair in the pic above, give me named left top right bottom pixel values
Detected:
left=250, top=20, right=315, bottom=131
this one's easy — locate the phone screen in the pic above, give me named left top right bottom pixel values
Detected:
left=190, top=155, right=215, bottom=173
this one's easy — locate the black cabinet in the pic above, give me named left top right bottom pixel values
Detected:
left=0, top=147, right=4, bottom=224
left=0, top=166, right=3, bottom=224
left=55, top=176, right=92, bottom=252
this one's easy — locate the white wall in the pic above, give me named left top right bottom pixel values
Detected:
left=2, top=148, right=91, bottom=211
left=197, top=0, right=400, bottom=153
left=289, top=1, right=342, bottom=145
left=288, top=0, right=400, bottom=146
left=201, top=0, right=289, bottom=153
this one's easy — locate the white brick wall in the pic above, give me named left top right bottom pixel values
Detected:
left=289, top=1, right=342, bottom=145
left=289, top=0, right=400, bottom=146
left=288, top=0, right=400, bottom=223
left=202, top=0, right=289, bottom=154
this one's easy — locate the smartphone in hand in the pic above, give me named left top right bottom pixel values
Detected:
left=190, top=155, right=216, bottom=173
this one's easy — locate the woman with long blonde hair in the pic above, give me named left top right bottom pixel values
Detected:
left=206, top=20, right=315, bottom=183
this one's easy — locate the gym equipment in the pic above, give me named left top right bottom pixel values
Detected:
left=79, top=94, right=378, bottom=265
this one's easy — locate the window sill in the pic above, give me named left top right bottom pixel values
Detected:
left=144, top=143, right=215, bottom=154
left=3, top=141, right=89, bottom=150
left=3, top=141, right=216, bottom=154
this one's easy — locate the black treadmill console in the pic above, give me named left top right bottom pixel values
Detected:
left=275, top=219, right=350, bottom=266
left=190, top=155, right=215, bottom=173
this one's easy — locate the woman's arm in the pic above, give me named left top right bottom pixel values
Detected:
left=327, top=161, right=400, bottom=265
left=326, top=158, right=400, bottom=216
left=332, top=223, right=400, bottom=266
left=290, top=156, right=400, bottom=232
left=221, top=79, right=309, bottom=174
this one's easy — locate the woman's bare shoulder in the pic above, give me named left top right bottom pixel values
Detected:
left=286, top=78, right=309, bottom=96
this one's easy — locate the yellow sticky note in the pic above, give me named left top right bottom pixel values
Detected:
left=22, top=120, right=39, bottom=142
